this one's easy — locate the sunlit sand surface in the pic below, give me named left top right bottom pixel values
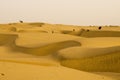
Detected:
left=0, top=23, right=120, bottom=80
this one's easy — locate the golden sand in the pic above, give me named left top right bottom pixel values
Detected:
left=0, top=23, right=120, bottom=80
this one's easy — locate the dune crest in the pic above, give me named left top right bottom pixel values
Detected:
left=15, top=40, right=81, bottom=56
left=0, top=33, right=81, bottom=56
left=58, top=46, right=120, bottom=59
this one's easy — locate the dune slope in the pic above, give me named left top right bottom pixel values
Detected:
left=0, top=33, right=81, bottom=56
left=0, top=61, right=114, bottom=80
left=14, top=40, right=81, bottom=56
left=58, top=46, right=120, bottom=59
left=61, top=51, right=120, bottom=72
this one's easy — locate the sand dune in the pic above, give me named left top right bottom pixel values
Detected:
left=0, top=33, right=81, bottom=56
left=76, top=37, right=120, bottom=47
left=0, top=23, right=120, bottom=80
left=18, top=30, right=48, bottom=33
left=0, top=61, right=114, bottom=80
left=28, top=22, right=45, bottom=27
left=0, top=33, right=18, bottom=46
left=95, top=72, right=120, bottom=80
left=58, top=46, right=120, bottom=59
left=16, top=33, right=80, bottom=47
left=61, top=51, right=120, bottom=72
left=14, top=40, right=81, bottom=56
left=60, top=29, right=82, bottom=36
left=80, top=31, right=120, bottom=37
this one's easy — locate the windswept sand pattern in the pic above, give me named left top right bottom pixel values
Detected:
left=61, top=51, right=120, bottom=72
left=0, top=34, right=18, bottom=46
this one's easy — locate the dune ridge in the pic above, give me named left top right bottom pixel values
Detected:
left=14, top=40, right=81, bottom=56
left=0, top=33, right=81, bottom=56
left=61, top=51, right=120, bottom=72
left=58, top=46, right=120, bottom=59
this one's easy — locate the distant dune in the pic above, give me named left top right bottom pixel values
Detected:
left=80, top=31, right=120, bottom=37
left=61, top=30, right=120, bottom=37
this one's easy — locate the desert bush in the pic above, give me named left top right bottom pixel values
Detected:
left=19, top=20, right=23, bottom=23
left=73, top=29, right=75, bottom=31
left=86, top=29, right=90, bottom=32
left=98, top=26, right=102, bottom=30
left=52, top=31, right=54, bottom=34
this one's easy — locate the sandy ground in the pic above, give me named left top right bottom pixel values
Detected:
left=0, top=22, right=120, bottom=80
left=94, top=72, right=120, bottom=80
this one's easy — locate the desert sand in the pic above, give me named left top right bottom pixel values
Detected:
left=0, top=22, right=120, bottom=80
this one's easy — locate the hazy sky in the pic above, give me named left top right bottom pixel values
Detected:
left=0, top=0, right=120, bottom=25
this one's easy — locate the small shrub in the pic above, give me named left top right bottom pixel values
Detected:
left=19, top=20, right=23, bottom=23
left=86, top=29, right=90, bottom=32
left=73, top=29, right=75, bottom=31
left=52, top=31, right=54, bottom=34
left=98, top=26, right=102, bottom=30
left=0, top=73, right=5, bottom=76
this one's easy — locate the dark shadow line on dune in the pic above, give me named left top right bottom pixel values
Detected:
left=0, top=34, right=81, bottom=56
